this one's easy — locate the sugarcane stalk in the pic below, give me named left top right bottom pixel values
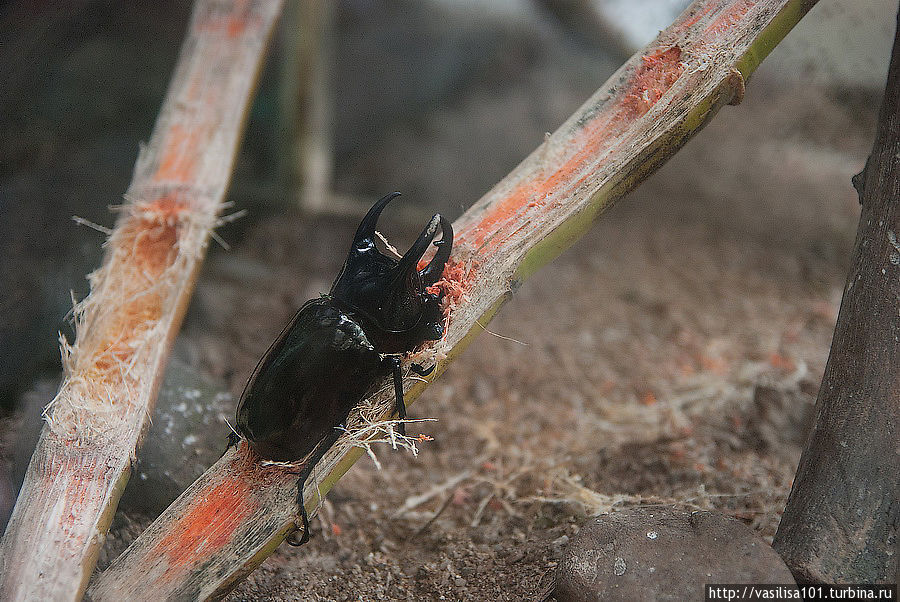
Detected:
left=0, top=1, right=284, bottom=600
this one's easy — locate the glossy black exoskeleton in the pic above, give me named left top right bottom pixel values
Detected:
left=234, top=192, right=452, bottom=546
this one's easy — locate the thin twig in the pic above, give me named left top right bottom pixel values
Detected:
left=392, top=469, right=475, bottom=519
left=409, top=492, right=456, bottom=541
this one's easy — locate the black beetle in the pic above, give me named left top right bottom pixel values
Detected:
left=233, top=192, right=452, bottom=546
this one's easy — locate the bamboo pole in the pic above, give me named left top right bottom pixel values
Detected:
left=89, top=0, right=820, bottom=599
left=0, top=1, right=284, bottom=600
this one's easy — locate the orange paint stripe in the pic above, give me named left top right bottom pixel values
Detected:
left=152, top=445, right=299, bottom=578
left=427, top=257, right=472, bottom=307
left=457, top=1, right=761, bottom=254
left=153, top=2, right=266, bottom=183
left=43, top=455, right=114, bottom=540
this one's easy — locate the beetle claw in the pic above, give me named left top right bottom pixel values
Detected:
left=221, top=431, right=241, bottom=458
left=410, top=363, right=435, bottom=377
left=286, top=526, right=308, bottom=547
left=419, top=215, right=453, bottom=286
left=396, top=214, right=441, bottom=275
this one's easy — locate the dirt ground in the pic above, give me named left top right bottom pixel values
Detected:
left=0, top=1, right=888, bottom=600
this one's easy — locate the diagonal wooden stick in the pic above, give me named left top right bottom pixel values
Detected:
left=0, top=1, right=284, bottom=600
left=89, top=0, right=819, bottom=599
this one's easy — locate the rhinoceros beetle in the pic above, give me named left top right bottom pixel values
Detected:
left=233, top=192, right=452, bottom=546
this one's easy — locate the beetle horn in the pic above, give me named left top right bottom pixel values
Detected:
left=395, top=213, right=442, bottom=277
left=419, top=214, right=452, bottom=286
left=396, top=213, right=452, bottom=278
left=352, top=191, right=401, bottom=245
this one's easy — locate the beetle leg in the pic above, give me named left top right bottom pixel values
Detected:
left=410, top=363, right=434, bottom=377
left=220, top=431, right=241, bottom=458
left=385, top=356, right=407, bottom=437
left=286, top=427, right=344, bottom=547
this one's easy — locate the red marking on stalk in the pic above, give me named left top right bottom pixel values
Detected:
left=702, top=0, right=754, bottom=39
left=152, top=445, right=298, bottom=576
left=677, top=2, right=717, bottom=30
left=128, top=196, right=188, bottom=276
left=621, top=47, right=685, bottom=119
left=197, top=0, right=255, bottom=38
left=226, top=14, right=248, bottom=38
left=425, top=257, right=474, bottom=308
left=157, top=476, right=255, bottom=570
left=156, top=124, right=201, bottom=183
left=460, top=46, right=685, bottom=251
left=47, top=455, right=114, bottom=541
left=81, top=195, right=189, bottom=381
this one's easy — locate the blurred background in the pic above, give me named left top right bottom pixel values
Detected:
left=0, top=0, right=895, bottom=598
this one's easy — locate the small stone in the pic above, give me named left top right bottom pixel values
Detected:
left=117, top=357, right=234, bottom=515
left=747, top=384, right=815, bottom=452
left=6, top=359, right=235, bottom=528
left=506, top=549, right=526, bottom=564
left=551, top=534, right=570, bottom=555
left=550, top=506, right=796, bottom=601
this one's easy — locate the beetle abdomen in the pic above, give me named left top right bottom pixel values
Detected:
left=236, top=298, right=383, bottom=462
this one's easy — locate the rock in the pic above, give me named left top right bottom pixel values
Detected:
left=550, top=507, right=795, bottom=601
left=117, top=357, right=234, bottom=516
left=4, top=356, right=234, bottom=528
left=747, top=383, right=815, bottom=451
left=551, top=534, right=570, bottom=556
left=1, top=378, right=60, bottom=531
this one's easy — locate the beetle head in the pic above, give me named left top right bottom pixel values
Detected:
left=331, top=192, right=453, bottom=352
